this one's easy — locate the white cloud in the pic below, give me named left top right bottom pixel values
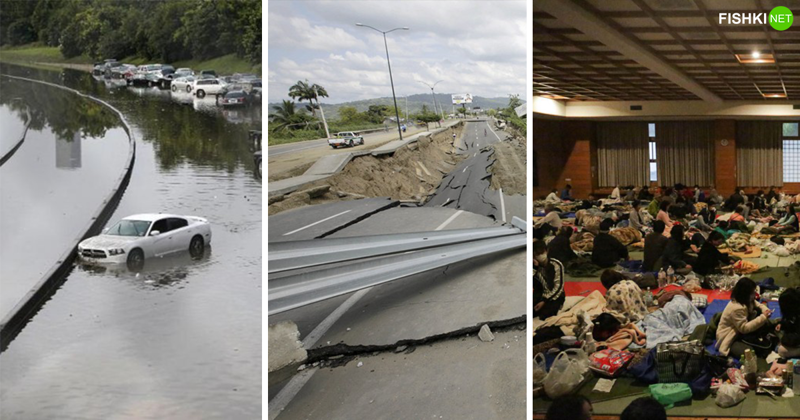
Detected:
left=267, top=0, right=526, bottom=103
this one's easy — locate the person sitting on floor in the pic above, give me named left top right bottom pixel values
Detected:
left=545, top=189, right=562, bottom=204
left=592, top=218, right=630, bottom=268
left=764, top=205, right=798, bottom=234
left=610, top=185, right=621, bottom=200
left=662, top=224, right=694, bottom=275
left=560, top=184, right=573, bottom=202
left=639, top=186, right=653, bottom=201
left=621, top=397, right=666, bottom=420
left=656, top=201, right=674, bottom=236
left=534, top=204, right=562, bottom=240
left=545, top=395, right=593, bottom=420
left=628, top=201, right=645, bottom=232
left=714, top=220, right=737, bottom=239
left=694, top=231, right=734, bottom=277
left=643, top=221, right=669, bottom=272
left=716, top=277, right=774, bottom=358
left=724, top=190, right=745, bottom=212
left=600, top=270, right=649, bottom=324
left=777, top=287, right=800, bottom=358
left=547, top=226, right=577, bottom=265
left=533, top=240, right=565, bottom=321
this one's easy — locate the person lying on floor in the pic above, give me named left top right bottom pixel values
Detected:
left=592, top=218, right=630, bottom=268
left=533, top=240, right=565, bottom=321
left=716, top=277, right=775, bottom=358
left=777, top=287, right=800, bottom=358
left=662, top=224, right=695, bottom=276
left=600, top=269, right=649, bottom=324
left=713, top=220, right=738, bottom=239
left=694, top=231, right=735, bottom=277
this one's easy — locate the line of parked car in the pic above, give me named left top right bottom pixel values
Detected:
left=93, top=59, right=261, bottom=107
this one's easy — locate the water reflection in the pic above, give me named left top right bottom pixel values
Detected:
left=55, top=131, right=82, bottom=169
left=77, top=247, right=213, bottom=290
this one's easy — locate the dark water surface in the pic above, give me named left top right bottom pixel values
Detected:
left=0, top=63, right=262, bottom=419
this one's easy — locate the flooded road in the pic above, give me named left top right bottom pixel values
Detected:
left=0, top=63, right=262, bottom=419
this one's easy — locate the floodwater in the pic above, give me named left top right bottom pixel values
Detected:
left=0, top=63, right=262, bottom=419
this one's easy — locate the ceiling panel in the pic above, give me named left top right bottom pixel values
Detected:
left=533, top=0, right=800, bottom=101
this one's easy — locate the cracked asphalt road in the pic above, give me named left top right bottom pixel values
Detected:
left=267, top=120, right=526, bottom=419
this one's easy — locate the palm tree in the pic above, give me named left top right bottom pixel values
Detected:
left=269, top=100, right=305, bottom=132
left=288, top=80, right=329, bottom=117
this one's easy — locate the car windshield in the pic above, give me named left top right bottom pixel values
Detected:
left=106, top=220, right=151, bottom=237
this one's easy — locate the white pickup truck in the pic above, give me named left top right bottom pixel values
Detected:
left=327, top=131, right=365, bottom=149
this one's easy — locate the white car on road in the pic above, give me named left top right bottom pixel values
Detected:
left=192, top=78, right=227, bottom=98
left=78, top=213, right=212, bottom=270
left=328, top=131, right=365, bottom=148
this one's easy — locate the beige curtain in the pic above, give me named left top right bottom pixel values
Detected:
left=656, top=121, right=715, bottom=186
left=736, top=121, right=783, bottom=187
left=596, top=122, right=649, bottom=187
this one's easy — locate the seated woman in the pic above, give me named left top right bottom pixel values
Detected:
left=716, top=277, right=774, bottom=358
left=763, top=205, right=798, bottom=235
left=534, top=204, right=562, bottom=240
left=662, top=224, right=694, bottom=275
left=600, top=269, right=649, bottom=324
left=533, top=240, right=565, bottom=321
left=694, top=231, right=734, bottom=277
left=777, top=287, right=800, bottom=358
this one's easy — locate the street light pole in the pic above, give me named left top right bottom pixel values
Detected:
left=418, top=80, right=443, bottom=127
left=356, top=23, right=408, bottom=141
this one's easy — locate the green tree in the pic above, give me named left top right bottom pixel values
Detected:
left=288, top=80, right=328, bottom=117
left=6, top=19, right=36, bottom=45
left=269, top=100, right=315, bottom=133
left=506, top=94, right=523, bottom=112
left=415, top=104, right=439, bottom=130
left=337, top=106, right=361, bottom=124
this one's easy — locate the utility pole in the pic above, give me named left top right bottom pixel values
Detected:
left=404, top=95, right=408, bottom=125
left=418, top=80, right=443, bottom=128
left=314, top=86, right=330, bottom=138
left=357, top=23, right=408, bottom=141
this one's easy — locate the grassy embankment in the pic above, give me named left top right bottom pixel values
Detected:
left=0, top=44, right=260, bottom=75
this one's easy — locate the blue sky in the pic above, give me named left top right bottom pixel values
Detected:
left=268, top=0, right=526, bottom=104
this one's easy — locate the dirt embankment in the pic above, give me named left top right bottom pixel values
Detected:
left=490, top=131, right=527, bottom=195
left=268, top=124, right=464, bottom=215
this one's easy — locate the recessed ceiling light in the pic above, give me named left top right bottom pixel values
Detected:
left=762, top=93, right=787, bottom=98
left=735, top=53, right=775, bottom=64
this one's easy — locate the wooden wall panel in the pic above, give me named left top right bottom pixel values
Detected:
left=532, top=118, right=594, bottom=199
left=714, top=120, right=737, bottom=196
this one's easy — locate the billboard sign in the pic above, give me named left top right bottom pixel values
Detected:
left=451, top=93, right=473, bottom=104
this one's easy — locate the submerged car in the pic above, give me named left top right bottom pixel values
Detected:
left=192, top=78, right=226, bottom=98
left=78, top=214, right=212, bottom=270
left=171, top=76, right=196, bottom=92
left=218, top=90, right=250, bottom=107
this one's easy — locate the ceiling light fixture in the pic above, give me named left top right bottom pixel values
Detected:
left=735, top=53, right=775, bottom=64
left=762, top=93, right=787, bottom=98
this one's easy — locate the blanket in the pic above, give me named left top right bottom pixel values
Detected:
left=642, top=295, right=706, bottom=349
left=536, top=290, right=607, bottom=335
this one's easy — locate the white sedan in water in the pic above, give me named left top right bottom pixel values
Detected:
left=171, top=76, right=196, bottom=93
left=78, top=214, right=212, bottom=270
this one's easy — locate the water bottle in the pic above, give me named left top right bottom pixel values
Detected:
left=667, top=266, right=675, bottom=284
left=644, top=287, right=653, bottom=306
left=583, top=332, right=597, bottom=354
left=658, top=269, right=667, bottom=289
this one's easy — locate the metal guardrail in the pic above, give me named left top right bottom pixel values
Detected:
left=267, top=217, right=527, bottom=315
left=268, top=225, right=523, bottom=274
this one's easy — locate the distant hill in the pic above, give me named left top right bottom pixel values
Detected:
left=268, top=93, right=520, bottom=120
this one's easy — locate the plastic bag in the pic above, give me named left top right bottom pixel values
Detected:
left=682, top=278, right=701, bottom=293
left=543, top=349, right=589, bottom=398
left=533, top=353, right=547, bottom=385
left=715, top=382, right=746, bottom=408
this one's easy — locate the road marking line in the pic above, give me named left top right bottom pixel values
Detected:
left=435, top=210, right=464, bottom=231
left=301, top=287, right=372, bottom=349
left=487, top=122, right=502, bottom=142
left=282, top=210, right=352, bottom=236
left=499, top=188, right=506, bottom=223
left=268, top=367, right=318, bottom=420
left=462, top=166, right=468, bottom=173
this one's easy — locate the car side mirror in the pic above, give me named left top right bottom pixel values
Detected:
left=150, top=230, right=161, bottom=236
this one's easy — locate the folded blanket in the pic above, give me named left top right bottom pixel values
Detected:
left=602, top=323, right=647, bottom=350
left=642, top=295, right=705, bottom=349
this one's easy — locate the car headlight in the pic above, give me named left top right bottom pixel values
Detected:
left=108, top=248, right=126, bottom=256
